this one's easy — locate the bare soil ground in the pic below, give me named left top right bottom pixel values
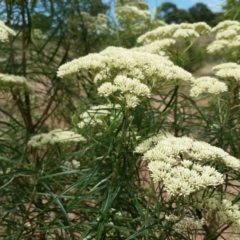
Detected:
left=193, top=62, right=216, bottom=78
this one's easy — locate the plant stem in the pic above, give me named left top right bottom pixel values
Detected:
left=174, top=85, right=179, bottom=137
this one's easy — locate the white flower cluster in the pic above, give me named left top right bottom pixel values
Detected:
left=96, top=46, right=179, bottom=84
left=215, top=68, right=240, bottom=82
left=64, top=159, right=80, bottom=169
left=76, top=12, right=109, bottom=33
left=148, top=161, right=223, bottom=196
left=115, top=0, right=152, bottom=35
left=213, top=63, right=240, bottom=82
left=96, top=13, right=109, bottom=25
left=216, top=29, right=238, bottom=40
left=28, top=129, right=86, bottom=148
left=135, top=134, right=240, bottom=196
left=0, top=73, right=33, bottom=93
left=212, top=20, right=240, bottom=33
left=150, top=19, right=167, bottom=29
left=172, top=28, right=199, bottom=39
left=212, top=63, right=240, bottom=92
left=207, top=39, right=229, bottom=54
left=116, top=0, right=149, bottom=9
left=0, top=21, right=15, bottom=42
left=57, top=46, right=193, bottom=107
left=57, top=53, right=105, bottom=78
left=58, top=46, right=194, bottom=87
left=134, top=133, right=172, bottom=154
left=140, top=135, right=240, bottom=168
left=190, top=76, right=227, bottom=97
left=206, top=197, right=240, bottom=230
left=31, top=29, right=46, bottom=40
left=78, top=104, right=120, bottom=128
left=207, top=21, right=240, bottom=55
left=115, top=6, right=151, bottom=24
left=165, top=214, right=204, bottom=233
left=133, top=39, right=175, bottom=56
left=193, top=22, right=212, bottom=34
left=98, top=75, right=151, bottom=108
left=137, top=22, right=211, bottom=45
left=137, top=25, right=178, bottom=45
left=212, top=62, right=240, bottom=72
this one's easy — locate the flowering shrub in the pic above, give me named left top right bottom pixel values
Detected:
left=1, top=1, right=240, bottom=239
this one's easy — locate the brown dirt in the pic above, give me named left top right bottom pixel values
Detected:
left=193, top=62, right=216, bottom=78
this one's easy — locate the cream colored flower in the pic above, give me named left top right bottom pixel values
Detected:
left=57, top=53, right=106, bottom=78
left=212, top=62, right=240, bottom=72
left=173, top=28, right=199, bottom=40
left=115, top=6, right=151, bottom=23
left=134, top=133, right=170, bottom=154
left=216, top=29, right=237, bottom=40
left=207, top=39, right=229, bottom=54
left=64, top=159, right=80, bottom=169
left=148, top=162, right=223, bottom=196
left=137, top=22, right=208, bottom=45
left=212, top=20, right=240, bottom=33
left=215, top=68, right=240, bottom=81
left=97, top=75, right=151, bottom=108
left=75, top=11, right=109, bottom=33
left=133, top=39, right=175, bottom=56
left=206, top=197, right=240, bottom=230
left=165, top=214, right=205, bottom=233
left=122, top=93, right=140, bottom=108
left=97, top=82, right=118, bottom=97
left=137, top=24, right=179, bottom=44
left=28, top=129, right=86, bottom=147
left=140, top=135, right=240, bottom=168
left=78, top=104, right=121, bottom=128
left=114, top=75, right=150, bottom=97
left=58, top=45, right=193, bottom=90
left=190, top=77, right=227, bottom=97
left=0, top=21, right=15, bottom=42
left=193, top=22, right=211, bottom=34
left=135, top=134, right=240, bottom=195
left=0, top=73, right=32, bottom=93
left=207, top=24, right=240, bottom=55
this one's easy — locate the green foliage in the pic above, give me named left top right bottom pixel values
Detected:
left=1, top=0, right=240, bottom=239
left=155, top=2, right=193, bottom=24
left=155, top=1, right=223, bottom=26
left=224, top=0, right=240, bottom=20
left=188, top=3, right=215, bottom=26
left=154, top=2, right=178, bottom=20
left=31, top=13, right=52, bottom=33
left=170, top=43, right=206, bottom=72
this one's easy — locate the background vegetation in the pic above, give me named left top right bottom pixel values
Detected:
left=1, top=0, right=240, bottom=239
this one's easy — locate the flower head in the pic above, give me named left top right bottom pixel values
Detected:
left=0, top=21, right=15, bottom=42
left=0, top=73, right=32, bottom=93
left=135, top=134, right=240, bottom=196
left=28, top=129, right=86, bottom=148
left=78, top=104, right=120, bottom=128
left=190, top=77, right=227, bottom=97
left=212, top=20, right=240, bottom=33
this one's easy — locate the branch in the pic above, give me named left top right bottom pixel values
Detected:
left=33, top=87, right=60, bottom=131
